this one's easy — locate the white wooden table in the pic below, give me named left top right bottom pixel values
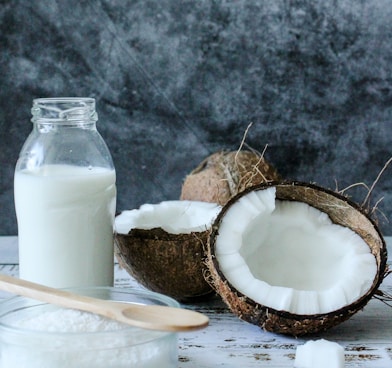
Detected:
left=1, top=236, right=391, bottom=367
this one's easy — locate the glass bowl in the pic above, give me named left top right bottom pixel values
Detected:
left=0, top=287, right=179, bottom=367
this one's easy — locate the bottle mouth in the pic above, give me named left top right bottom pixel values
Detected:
left=31, top=98, right=98, bottom=123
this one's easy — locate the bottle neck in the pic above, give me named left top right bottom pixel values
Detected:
left=31, top=98, right=98, bottom=127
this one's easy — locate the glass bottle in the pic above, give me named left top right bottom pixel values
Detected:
left=14, top=98, right=116, bottom=288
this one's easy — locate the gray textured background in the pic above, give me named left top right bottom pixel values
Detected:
left=0, top=0, right=391, bottom=235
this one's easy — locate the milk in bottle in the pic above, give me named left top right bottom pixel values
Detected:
left=14, top=98, right=116, bottom=288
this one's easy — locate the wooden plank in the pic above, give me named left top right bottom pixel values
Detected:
left=0, top=237, right=391, bottom=367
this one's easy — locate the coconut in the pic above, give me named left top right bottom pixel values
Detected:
left=180, top=150, right=280, bottom=206
left=205, top=181, right=388, bottom=336
left=114, top=200, right=222, bottom=302
left=294, top=339, right=345, bottom=368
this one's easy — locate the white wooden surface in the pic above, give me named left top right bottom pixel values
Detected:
left=0, top=236, right=391, bottom=367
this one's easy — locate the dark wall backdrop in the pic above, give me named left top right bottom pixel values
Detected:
left=0, top=0, right=391, bottom=235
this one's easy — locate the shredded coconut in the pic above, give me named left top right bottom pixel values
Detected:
left=16, top=308, right=128, bottom=333
left=0, top=308, right=177, bottom=368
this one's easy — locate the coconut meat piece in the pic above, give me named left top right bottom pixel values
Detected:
left=115, top=200, right=222, bottom=235
left=215, top=187, right=378, bottom=315
left=294, top=339, right=345, bottom=368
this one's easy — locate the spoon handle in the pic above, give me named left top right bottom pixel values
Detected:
left=0, top=273, right=118, bottom=314
left=0, top=274, right=209, bottom=332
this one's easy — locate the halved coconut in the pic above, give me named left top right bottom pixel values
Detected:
left=205, top=181, right=388, bottom=335
left=115, top=200, right=222, bottom=302
left=180, top=150, right=280, bottom=205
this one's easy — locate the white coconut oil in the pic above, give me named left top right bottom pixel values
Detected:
left=14, top=164, right=116, bottom=288
left=0, top=307, right=177, bottom=368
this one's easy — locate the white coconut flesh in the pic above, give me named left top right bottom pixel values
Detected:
left=294, top=339, right=344, bottom=368
left=215, top=187, right=378, bottom=315
left=115, top=200, right=222, bottom=235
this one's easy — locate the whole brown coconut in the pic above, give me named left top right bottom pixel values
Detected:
left=180, top=150, right=280, bottom=206
left=114, top=201, right=221, bottom=302
left=205, top=181, right=388, bottom=336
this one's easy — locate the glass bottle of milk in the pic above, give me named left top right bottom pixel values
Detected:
left=14, top=98, right=116, bottom=288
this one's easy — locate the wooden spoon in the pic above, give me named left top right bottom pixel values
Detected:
left=0, top=274, right=209, bottom=332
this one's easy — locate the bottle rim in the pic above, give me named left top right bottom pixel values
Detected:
left=31, top=97, right=98, bottom=123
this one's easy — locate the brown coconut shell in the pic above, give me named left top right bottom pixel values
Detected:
left=205, top=181, right=388, bottom=336
left=180, top=150, right=280, bottom=206
left=115, top=227, right=213, bottom=302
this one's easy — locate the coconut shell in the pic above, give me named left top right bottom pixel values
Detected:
left=180, top=150, right=280, bottom=206
left=115, top=227, right=214, bottom=302
left=205, top=181, right=388, bottom=336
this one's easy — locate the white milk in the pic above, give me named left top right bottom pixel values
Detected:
left=14, top=164, right=116, bottom=288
